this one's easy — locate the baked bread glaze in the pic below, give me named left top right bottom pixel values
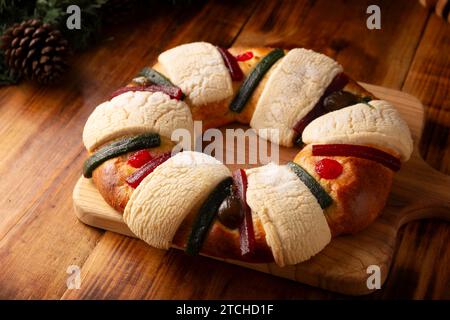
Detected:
left=82, top=43, right=413, bottom=266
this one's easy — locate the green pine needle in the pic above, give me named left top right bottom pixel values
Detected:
left=35, top=0, right=108, bottom=51
left=0, top=0, right=199, bottom=85
left=0, top=52, right=20, bottom=86
left=360, top=96, right=375, bottom=108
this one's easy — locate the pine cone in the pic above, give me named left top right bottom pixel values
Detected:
left=1, top=19, right=70, bottom=84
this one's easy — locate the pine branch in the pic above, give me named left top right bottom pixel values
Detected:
left=34, top=0, right=108, bottom=51
left=0, top=0, right=36, bottom=34
left=0, top=0, right=199, bottom=86
left=0, top=52, right=20, bottom=85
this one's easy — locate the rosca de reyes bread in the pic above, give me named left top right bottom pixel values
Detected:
left=80, top=42, right=413, bottom=267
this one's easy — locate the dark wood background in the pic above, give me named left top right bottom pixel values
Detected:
left=0, top=0, right=448, bottom=299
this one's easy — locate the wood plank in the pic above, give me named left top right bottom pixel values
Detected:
left=0, top=3, right=182, bottom=240
left=232, top=0, right=450, bottom=299
left=0, top=0, right=257, bottom=299
left=0, top=154, right=101, bottom=299
left=63, top=0, right=445, bottom=299
left=372, top=220, right=450, bottom=299
left=234, top=0, right=429, bottom=88
left=1, top=0, right=447, bottom=299
left=403, top=16, right=450, bottom=173
left=0, top=5, right=182, bottom=299
left=375, top=14, right=450, bottom=300
left=69, top=84, right=450, bottom=296
left=62, top=234, right=338, bottom=299
left=62, top=232, right=168, bottom=300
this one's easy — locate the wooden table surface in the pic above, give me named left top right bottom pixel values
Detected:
left=0, top=0, right=449, bottom=299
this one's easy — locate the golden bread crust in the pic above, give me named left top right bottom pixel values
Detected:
left=153, top=47, right=373, bottom=130
left=91, top=144, right=394, bottom=260
left=88, top=46, right=393, bottom=263
left=92, top=152, right=274, bottom=262
left=293, top=145, right=394, bottom=236
left=92, top=140, right=175, bottom=212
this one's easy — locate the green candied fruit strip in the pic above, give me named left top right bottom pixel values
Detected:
left=83, top=132, right=160, bottom=178
left=137, top=67, right=185, bottom=100
left=229, top=48, right=285, bottom=113
left=138, top=67, right=173, bottom=86
left=186, top=177, right=233, bottom=256
left=287, top=161, right=333, bottom=209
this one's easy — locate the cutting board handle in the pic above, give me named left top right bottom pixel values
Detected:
left=392, top=150, right=450, bottom=229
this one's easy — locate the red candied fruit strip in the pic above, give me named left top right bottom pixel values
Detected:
left=315, top=158, right=343, bottom=179
left=312, top=144, right=401, bottom=171
left=126, top=152, right=172, bottom=188
left=110, top=85, right=184, bottom=100
left=233, top=168, right=256, bottom=257
left=217, top=47, right=244, bottom=81
left=127, top=150, right=153, bottom=168
left=235, top=51, right=254, bottom=62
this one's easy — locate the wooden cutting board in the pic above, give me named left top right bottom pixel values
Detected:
left=72, top=83, right=450, bottom=295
